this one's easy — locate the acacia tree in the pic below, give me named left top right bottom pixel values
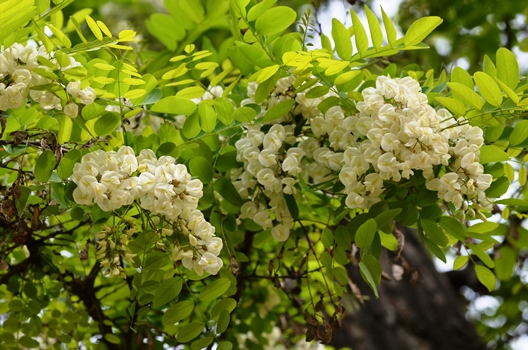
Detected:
left=1, top=0, right=527, bottom=349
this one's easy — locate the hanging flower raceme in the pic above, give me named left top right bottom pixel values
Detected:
left=232, top=75, right=493, bottom=243
left=0, top=43, right=95, bottom=116
left=71, top=146, right=223, bottom=276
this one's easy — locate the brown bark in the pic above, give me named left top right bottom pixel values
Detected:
left=331, top=224, right=485, bottom=350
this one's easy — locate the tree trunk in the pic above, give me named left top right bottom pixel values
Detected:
left=331, top=224, right=485, bottom=350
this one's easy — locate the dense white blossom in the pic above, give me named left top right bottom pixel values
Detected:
left=232, top=75, right=492, bottom=242
left=0, top=43, right=95, bottom=114
left=72, top=146, right=223, bottom=276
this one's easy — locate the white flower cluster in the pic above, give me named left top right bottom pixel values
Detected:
left=0, top=43, right=95, bottom=116
left=349, top=76, right=492, bottom=210
left=234, top=124, right=298, bottom=242
left=231, top=76, right=341, bottom=242
left=96, top=225, right=136, bottom=278
left=72, top=146, right=223, bottom=275
left=232, top=75, right=493, bottom=241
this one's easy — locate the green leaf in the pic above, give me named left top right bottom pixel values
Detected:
left=177, top=321, right=205, bottom=343
left=381, top=7, right=396, bottom=47
left=19, top=336, right=40, bottom=348
left=199, top=278, right=231, bottom=302
left=364, top=5, right=382, bottom=51
left=447, top=82, right=484, bottom=110
left=35, top=150, right=56, bottom=183
left=255, top=6, right=296, bottom=36
left=104, top=334, right=121, bottom=345
left=423, top=237, right=446, bottom=263
left=510, top=120, right=528, bottom=146
left=230, top=0, right=250, bottom=17
left=218, top=341, right=233, bottom=350
left=321, top=228, right=334, bottom=248
left=214, top=177, right=244, bottom=207
left=235, top=41, right=273, bottom=68
left=191, top=337, right=214, bottom=350
left=85, top=15, right=103, bottom=40
left=211, top=298, right=237, bottom=318
left=435, top=97, right=466, bottom=115
left=495, top=78, right=519, bottom=104
left=284, top=193, right=299, bottom=220
left=351, top=11, right=368, bottom=57
left=255, top=72, right=280, bottom=103
left=355, top=219, right=377, bottom=249
left=438, top=216, right=467, bottom=241
left=189, top=156, right=213, bottom=184
left=335, top=70, right=361, bottom=86
left=305, top=86, right=330, bottom=98
left=451, top=66, right=474, bottom=89
left=453, top=256, right=469, bottom=270
left=247, top=0, right=277, bottom=21
left=468, top=243, right=495, bottom=268
left=487, top=176, right=509, bottom=198
left=151, top=96, right=197, bottom=115
left=494, top=198, right=528, bottom=206
left=420, top=218, right=448, bottom=247
left=404, top=16, right=443, bottom=46
left=57, top=115, right=73, bottom=143
left=182, top=113, right=201, bottom=139
left=177, top=87, right=206, bottom=100
left=373, top=208, right=401, bottom=232
left=495, top=246, right=516, bottom=281
left=331, top=18, right=352, bottom=60
left=152, top=277, right=182, bottom=307
left=57, top=149, right=82, bottom=180
left=359, top=254, right=381, bottom=297
left=321, top=33, right=332, bottom=52
left=474, top=265, right=496, bottom=292
left=256, top=65, right=280, bottom=84
left=0, top=0, right=35, bottom=44
left=94, top=113, right=121, bottom=136
left=144, top=252, right=171, bottom=270
left=496, top=48, right=519, bottom=90
left=198, top=102, right=217, bottom=133
left=479, top=145, right=510, bottom=164
left=468, top=222, right=499, bottom=234
left=261, top=99, right=295, bottom=122
left=233, top=106, right=256, bottom=123
left=483, top=55, right=497, bottom=78
left=474, top=72, right=502, bottom=107
left=216, top=309, right=231, bottom=333
left=9, top=299, right=24, bottom=312
left=162, top=301, right=195, bottom=325
left=214, top=98, right=235, bottom=126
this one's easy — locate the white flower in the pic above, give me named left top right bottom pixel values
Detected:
left=271, top=224, right=290, bottom=242
left=282, top=177, right=297, bottom=194
left=186, top=179, right=203, bottom=197
left=206, top=237, right=223, bottom=255
left=257, top=168, right=278, bottom=191
left=79, top=87, right=96, bottom=104
left=258, top=149, right=277, bottom=167
left=72, top=187, right=93, bottom=205
left=64, top=103, right=79, bottom=118
left=240, top=201, right=259, bottom=219
left=100, top=171, right=121, bottom=191
left=67, top=81, right=81, bottom=99
left=198, top=252, right=223, bottom=275
left=254, top=210, right=272, bottom=229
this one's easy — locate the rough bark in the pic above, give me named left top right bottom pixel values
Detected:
left=331, top=224, right=485, bottom=350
